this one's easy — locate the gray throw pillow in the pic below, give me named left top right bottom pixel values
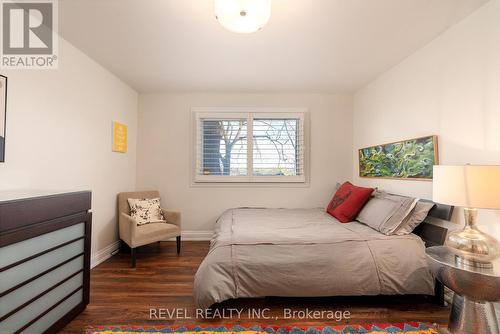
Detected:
left=393, top=201, right=435, bottom=235
left=357, top=191, right=418, bottom=235
left=356, top=196, right=400, bottom=232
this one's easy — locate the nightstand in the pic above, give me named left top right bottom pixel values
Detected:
left=426, top=246, right=500, bottom=334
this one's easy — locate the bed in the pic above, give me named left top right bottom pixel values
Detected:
left=193, top=204, right=452, bottom=308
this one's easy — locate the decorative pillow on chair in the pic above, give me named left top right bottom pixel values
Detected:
left=127, top=198, right=165, bottom=226
left=326, top=182, right=374, bottom=223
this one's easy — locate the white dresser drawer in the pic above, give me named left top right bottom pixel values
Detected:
left=0, top=223, right=85, bottom=269
left=0, top=255, right=84, bottom=319
left=0, top=273, right=83, bottom=333
left=0, top=239, right=85, bottom=293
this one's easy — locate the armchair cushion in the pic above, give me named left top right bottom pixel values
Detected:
left=133, top=223, right=181, bottom=248
left=128, top=197, right=165, bottom=225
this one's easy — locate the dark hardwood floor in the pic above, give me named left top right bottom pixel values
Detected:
left=61, top=241, right=450, bottom=333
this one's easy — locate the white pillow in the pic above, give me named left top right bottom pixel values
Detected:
left=127, top=197, right=165, bottom=226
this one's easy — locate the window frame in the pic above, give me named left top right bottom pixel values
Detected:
left=192, top=107, right=308, bottom=184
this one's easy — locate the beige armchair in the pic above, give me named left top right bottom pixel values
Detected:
left=117, top=191, right=181, bottom=267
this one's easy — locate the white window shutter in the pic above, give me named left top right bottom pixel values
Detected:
left=193, top=108, right=306, bottom=183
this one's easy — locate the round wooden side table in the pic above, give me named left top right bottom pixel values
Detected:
left=426, top=246, right=500, bottom=334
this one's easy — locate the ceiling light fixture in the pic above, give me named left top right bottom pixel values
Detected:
left=214, top=0, right=272, bottom=34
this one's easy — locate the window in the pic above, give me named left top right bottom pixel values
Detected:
left=193, top=108, right=307, bottom=183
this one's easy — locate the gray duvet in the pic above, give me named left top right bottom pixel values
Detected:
left=193, top=208, right=434, bottom=308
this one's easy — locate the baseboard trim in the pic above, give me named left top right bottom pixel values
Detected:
left=90, top=231, right=212, bottom=268
left=91, top=240, right=120, bottom=269
left=181, top=230, right=213, bottom=241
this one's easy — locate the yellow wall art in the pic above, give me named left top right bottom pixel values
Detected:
left=112, top=121, right=128, bottom=153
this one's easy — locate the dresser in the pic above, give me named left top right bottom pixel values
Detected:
left=0, top=191, right=92, bottom=334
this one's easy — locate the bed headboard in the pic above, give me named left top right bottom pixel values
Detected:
left=413, top=200, right=454, bottom=247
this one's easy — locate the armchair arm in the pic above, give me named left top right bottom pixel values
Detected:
left=119, top=212, right=138, bottom=246
left=162, top=209, right=181, bottom=228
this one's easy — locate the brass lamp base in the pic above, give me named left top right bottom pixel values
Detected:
left=446, top=208, right=500, bottom=268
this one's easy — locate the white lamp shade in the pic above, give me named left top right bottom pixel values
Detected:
left=214, top=0, right=271, bottom=33
left=433, top=165, right=500, bottom=209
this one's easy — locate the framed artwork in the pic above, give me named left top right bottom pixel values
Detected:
left=359, top=135, right=439, bottom=180
left=0, top=75, right=7, bottom=163
left=112, top=121, right=128, bottom=153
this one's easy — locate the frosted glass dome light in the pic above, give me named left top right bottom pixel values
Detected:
left=214, top=0, right=272, bottom=34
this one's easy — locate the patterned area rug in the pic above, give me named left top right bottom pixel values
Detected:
left=86, top=323, right=439, bottom=334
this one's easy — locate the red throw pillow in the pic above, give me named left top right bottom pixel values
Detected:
left=326, top=182, right=374, bottom=223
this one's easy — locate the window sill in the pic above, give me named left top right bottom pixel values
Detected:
left=189, top=180, right=311, bottom=188
left=194, top=175, right=306, bottom=183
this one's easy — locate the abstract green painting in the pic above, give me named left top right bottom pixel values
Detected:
left=359, top=135, right=438, bottom=180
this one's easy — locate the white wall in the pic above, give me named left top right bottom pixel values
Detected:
left=0, top=38, right=138, bottom=258
left=137, top=93, right=353, bottom=233
left=353, top=0, right=500, bottom=239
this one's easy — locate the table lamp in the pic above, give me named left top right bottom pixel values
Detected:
left=433, top=165, right=500, bottom=268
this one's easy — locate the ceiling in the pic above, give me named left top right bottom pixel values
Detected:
left=59, top=0, right=489, bottom=93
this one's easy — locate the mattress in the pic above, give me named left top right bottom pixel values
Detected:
left=193, top=208, right=434, bottom=308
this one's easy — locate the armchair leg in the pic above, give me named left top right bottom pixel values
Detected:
left=176, top=236, right=181, bottom=255
left=131, top=248, right=136, bottom=268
